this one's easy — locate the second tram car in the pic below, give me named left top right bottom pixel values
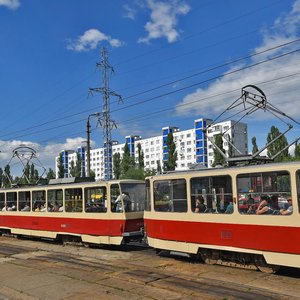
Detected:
left=144, top=162, right=300, bottom=272
left=0, top=179, right=145, bottom=245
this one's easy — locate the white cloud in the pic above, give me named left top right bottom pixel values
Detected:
left=175, top=0, right=300, bottom=121
left=0, top=137, right=92, bottom=177
left=67, top=29, right=123, bottom=52
left=0, top=0, right=20, bottom=10
left=123, top=3, right=138, bottom=20
left=138, top=0, right=190, bottom=44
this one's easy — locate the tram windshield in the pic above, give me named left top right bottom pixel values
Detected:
left=120, top=182, right=145, bottom=212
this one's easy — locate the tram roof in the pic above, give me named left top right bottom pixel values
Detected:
left=0, top=178, right=144, bottom=191
left=149, top=160, right=300, bottom=179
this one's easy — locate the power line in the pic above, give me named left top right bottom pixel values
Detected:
left=1, top=37, right=299, bottom=142
left=117, top=71, right=300, bottom=127
left=109, top=47, right=300, bottom=114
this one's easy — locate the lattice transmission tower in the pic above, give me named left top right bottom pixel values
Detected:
left=89, top=47, right=123, bottom=180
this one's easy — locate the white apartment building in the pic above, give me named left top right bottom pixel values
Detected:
left=55, top=118, right=248, bottom=180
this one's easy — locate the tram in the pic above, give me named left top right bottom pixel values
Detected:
left=144, top=161, right=300, bottom=273
left=0, top=178, right=145, bottom=245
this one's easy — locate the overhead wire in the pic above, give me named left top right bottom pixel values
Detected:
left=1, top=37, right=299, bottom=143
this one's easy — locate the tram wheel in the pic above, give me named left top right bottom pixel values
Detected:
left=200, top=249, right=219, bottom=265
left=254, top=256, right=280, bottom=273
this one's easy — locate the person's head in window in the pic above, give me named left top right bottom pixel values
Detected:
left=195, top=195, right=206, bottom=213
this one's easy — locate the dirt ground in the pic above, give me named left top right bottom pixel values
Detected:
left=0, top=236, right=299, bottom=300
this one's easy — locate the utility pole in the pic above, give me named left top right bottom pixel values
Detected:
left=89, top=47, right=122, bottom=180
left=86, top=112, right=100, bottom=177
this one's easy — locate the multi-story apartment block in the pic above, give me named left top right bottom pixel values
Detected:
left=55, top=118, right=248, bottom=180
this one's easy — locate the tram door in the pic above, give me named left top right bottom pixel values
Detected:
left=109, top=184, right=123, bottom=236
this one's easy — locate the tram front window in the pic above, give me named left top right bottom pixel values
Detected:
left=145, top=179, right=151, bottom=211
left=120, top=182, right=145, bottom=212
left=111, top=184, right=121, bottom=212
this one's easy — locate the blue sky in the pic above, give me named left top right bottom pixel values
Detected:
left=1, top=0, right=300, bottom=174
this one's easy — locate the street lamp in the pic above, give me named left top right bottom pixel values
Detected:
left=86, top=112, right=101, bottom=177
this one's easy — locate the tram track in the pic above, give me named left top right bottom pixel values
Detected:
left=0, top=236, right=299, bottom=300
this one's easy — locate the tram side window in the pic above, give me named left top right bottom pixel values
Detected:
left=296, top=170, right=300, bottom=213
left=145, top=179, right=151, bottom=211
left=237, top=171, right=291, bottom=215
left=190, top=176, right=233, bottom=214
left=32, top=190, right=46, bottom=212
left=6, top=192, right=16, bottom=211
left=85, top=187, right=107, bottom=212
left=18, top=191, right=31, bottom=212
left=47, top=189, right=63, bottom=212
left=111, top=184, right=121, bottom=213
left=154, top=179, right=187, bottom=212
left=65, top=188, right=83, bottom=212
left=0, top=193, right=5, bottom=211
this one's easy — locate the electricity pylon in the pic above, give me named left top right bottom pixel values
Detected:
left=89, top=47, right=123, bottom=180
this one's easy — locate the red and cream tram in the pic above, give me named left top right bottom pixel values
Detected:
left=144, top=162, right=300, bottom=272
left=0, top=178, right=145, bottom=245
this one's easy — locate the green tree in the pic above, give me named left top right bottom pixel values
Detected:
left=57, top=153, right=65, bottom=178
left=212, top=134, right=225, bottom=167
left=69, top=160, right=76, bottom=177
left=22, top=163, right=30, bottom=184
left=267, top=126, right=289, bottom=162
left=227, top=135, right=233, bottom=158
left=121, top=143, right=135, bottom=177
left=29, top=164, right=39, bottom=183
left=46, top=168, right=56, bottom=182
left=113, top=152, right=121, bottom=179
left=75, top=152, right=82, bottom=177
left=156, top=160, right=162, bottom=174
left=3, top=164, right=12, bottom=188
left=295, top=142, right=300, bottom=160
left=90, top=169, right=95, bottom=179
left=137, top=143, right=144, bottom=169
left=163, top=132, right=177, bottom=171
left=30, top=164, right=35, bottom=183
left=252, top=136, right=259, bottom=154
left=122, top=168, right=145, bottom=180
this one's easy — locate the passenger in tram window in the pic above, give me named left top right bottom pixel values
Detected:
left=47, top=202, right=53, bottom=212
left=2, top=205, right=8, bottom=211
left=34, top=202, right=42, bottom=212
left=115, top=192, right=131, bottom=212
left=224, top=201, right=234, bottom=214
left=21, top=203, right=30, bottom=211
left=270, top=195, right=280, bottom=210
left=40, top=202, right=47, bottom=212
left=280, top=198, right=293, bottom=215
left=194, top=195, right=206, bottom=213
left=52, top=201, right=60, bottom=212
left=256, top=195, right=276, bottom=215
left=247, top=204, right=256, bottom=214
